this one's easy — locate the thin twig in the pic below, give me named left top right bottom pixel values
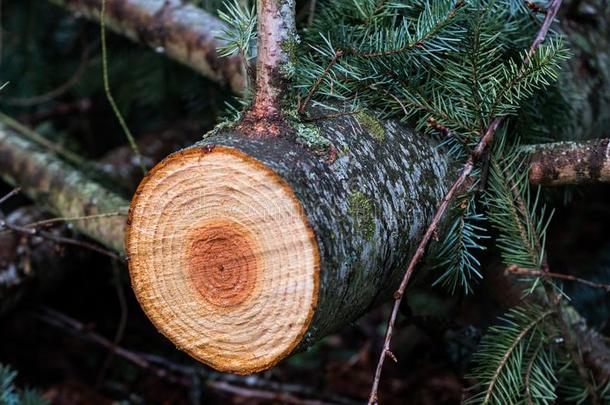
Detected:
left=100, top=0, right=146, bottom=175
left=367, top=117, right=502, bottom=404
left=21, top=211, right=127, bottom=229
left=0, top=219, right=120, bottom=260
left=527, top=0, right=562, bottom=63
left=0, top=187, right=20, bottom=206
left=367, top=1, right=563, bottom=402
left=299, top=49, right=343, bottom=114
left=507, top=265, right=610, bottom=293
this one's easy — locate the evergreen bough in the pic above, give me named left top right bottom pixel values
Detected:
left=213, top=0, right=602, bottom=402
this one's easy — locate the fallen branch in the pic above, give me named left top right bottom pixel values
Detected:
left=34, top=306, right=360, bottom=405
left=0, top=122, right=129, bottom=253
left=527, top=138, right=610, bottom=186
left=48, top=0, right=245, bottom=92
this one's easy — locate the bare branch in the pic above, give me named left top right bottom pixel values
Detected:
left=506, top=265, right=610, bottom=292
left=239, top=0, right=297, bottom=138
left=48, top=0, right=245, bottom=92
left=527, top=138, right=610, bottom=186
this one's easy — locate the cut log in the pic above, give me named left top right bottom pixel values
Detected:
left=125, top=114, right=454, bottom=373
left=0, top=112, right=608, bottom=374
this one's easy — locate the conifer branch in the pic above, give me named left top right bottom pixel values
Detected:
left=354, top=1, right=464, bottom=58
left=524, top=343, right=546, bottom=405
left=368, top=1, right=564, bottom=402
left=100, top=0, right=146, bottom=175
left=483, top=310, right=555, bottom=404
left=298, top=49, right=343, bottom=114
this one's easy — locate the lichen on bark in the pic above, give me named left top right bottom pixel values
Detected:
left=348, top=191, right=375, bottom=240
left=355, top=111, right=386, bottom=142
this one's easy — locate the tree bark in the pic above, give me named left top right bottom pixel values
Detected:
left=48, top=0, right=245, bottom=92
left=1, top=113, right=609, bottom=375
left=238, top=0, right=296, bottom=138
left=527, top=139, right=610, bottom=185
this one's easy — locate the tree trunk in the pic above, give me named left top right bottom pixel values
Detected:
left=125, top=112, right=453, bottom=374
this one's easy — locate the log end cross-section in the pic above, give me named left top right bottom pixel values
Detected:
left=126, top=146, right=319, bottom=374
left=126, top=111, right=453, bottom=374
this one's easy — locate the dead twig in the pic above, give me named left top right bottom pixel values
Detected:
left=0, top=187, right=20, bottom=206
left=367, top=117, right=502, bottom=404
left=0, top=219, right=120, bottom=260
left=506, top=265, right=610, bottom=293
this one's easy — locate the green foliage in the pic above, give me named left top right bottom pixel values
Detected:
left=556, top=359, right=609, bottom=404
left=217, top=0, right=257, bottom=61
left=428, top=191, right=488, bottom=294
left=288, top=0, right=565, bottom=297
left=295, top=0, right=567, bottom=137
left=0, top=364, right=48, bottom=405
left=466, top=305, right=557, bottom=405
left=485, top=133, right=554, bottom=272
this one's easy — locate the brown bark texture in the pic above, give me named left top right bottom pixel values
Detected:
left=528, top=139, right=610, bottom=185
